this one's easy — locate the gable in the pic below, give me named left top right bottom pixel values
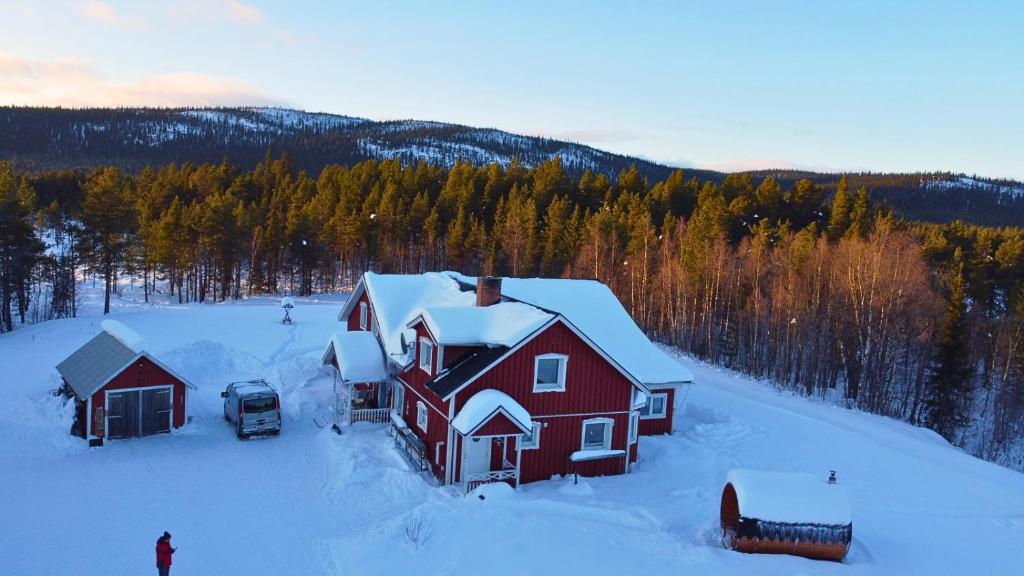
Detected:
left=470, top=411, right=531, bottom=436
left=452, top=320, right=639, bottom=415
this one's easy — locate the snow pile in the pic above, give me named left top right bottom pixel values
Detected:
left=469, top=481, right=515, bottom=501
left=100, top=319, right=145, bottom=353
left=726, top=469, right=851, bottom=525
left=451, top=389, right=532, bottom=435
left=325, top=331, right=388, bottom=382
left=418, top=303, right=552, bottom=346
left=449, top=274, right=694, bottom=386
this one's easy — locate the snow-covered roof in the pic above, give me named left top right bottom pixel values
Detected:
left=357, top=272, right=475, bottom=360
left=451, top=389, right=532, bottom=436
left=416, top=303, right=552, bottom=347
left=449, top=274, right=694, bottom=386
left=100, top=319, right=145, bottom=353
left=323, top=331, right=389, bottom=382
left=726, top=469, right=851, bottom=525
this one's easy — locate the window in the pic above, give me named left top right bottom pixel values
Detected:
left=521, top=422, right=541, bottom=450
left=419, top=338, right=434, bottom=375
left=581, top=418, right=613, bottom=451
left=392, top=383, right=404, bottom=413
left=416, top=401, right=428, bottom=431
left=640, top=393, right=668, bottom=420
left=629, top=411, right=639, bottom=444
left=533, top=353, right=568, bottom=392
left=359, top=302, right=368, bottom=330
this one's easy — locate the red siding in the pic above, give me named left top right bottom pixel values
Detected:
left=347, top=291, right=372, bottom=331
left=441, top=345, right=480, bottom=369
left=638, top=387, right=675, bottom=436
left=396, top=322, right=451, bottom=482
left=88, top=356, right=187, bottom=438
left=453, top=321, right=637, bottom=484
left=471, top=412, right=528, bottom=436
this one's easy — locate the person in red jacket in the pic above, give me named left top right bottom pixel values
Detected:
left=156, top=531, right=176, bottom=576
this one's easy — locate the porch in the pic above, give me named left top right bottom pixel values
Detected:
left=322, top=331, right=392, bottom=427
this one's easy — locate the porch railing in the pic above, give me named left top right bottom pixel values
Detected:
left=351, top=407, right=390, bottom=424
left=465, top=460, right=517, bottom=493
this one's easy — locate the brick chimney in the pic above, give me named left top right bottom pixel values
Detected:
left=476, top=276, right=502, bottom=307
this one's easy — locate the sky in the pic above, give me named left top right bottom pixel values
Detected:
left=0, top=0, right=1022, bottom=179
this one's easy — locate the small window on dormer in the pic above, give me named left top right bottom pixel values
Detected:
left=533, top=353, right=568, bottom=392
left=359, top=302, right=368, bottom=330
left=419, top=338, right=434, bottom=375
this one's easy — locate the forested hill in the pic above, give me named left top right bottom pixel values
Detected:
left=1, top=106, right=1022, bottom=227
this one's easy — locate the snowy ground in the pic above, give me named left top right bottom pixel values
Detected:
left=1, top=284, right=1023, bottom=575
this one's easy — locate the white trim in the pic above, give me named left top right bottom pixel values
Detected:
left=416, top=401, right=428, bottom=432
left=437, top=345, right=445, bottom=371
left=395, top=375, right=448, bottom=419
left=628, top=411, right=639, bottom=444
left=392, top=382, right=405, bottom=413
left=458, top=406, right=531, bottom=436
left=435, top=441, right=444, bottom=465
left=581, top=417, right=614, bottom=451
left=440, top=316, right=649, bottom=401
left=640, top=392, right=668, bottom=420
left=103, top=384, right=174, bottom=440
left=532, top=353, right=568, bottom=393
left=520, top=421, right=541, bottom=450
left=336, top=275, right=367, bottom=321
left=445, top=399, right=456, bottom=484
left=418, top=338, right=434, bottom=375
left=85, top=395, right=93, bottom=438
left=359, top=301, right=368, bottom=330
left=532, top=410, right=633, bottom=419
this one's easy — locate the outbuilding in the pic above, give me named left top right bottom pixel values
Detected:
left=57, top=320, right=195, bottom=444
left=720, top=469, right=852, bottom=561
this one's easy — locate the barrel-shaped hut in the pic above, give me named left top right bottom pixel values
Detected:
left=720, top=469, right=852, bottom=561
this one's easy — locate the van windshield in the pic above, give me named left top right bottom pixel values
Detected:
left=243, top=396, right=277, bottom=413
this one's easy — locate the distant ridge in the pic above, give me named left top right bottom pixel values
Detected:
left=1, top=106, right=1021, bottom=227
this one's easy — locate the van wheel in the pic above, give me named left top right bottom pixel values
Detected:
left=236, top=423, right=247, bottom=440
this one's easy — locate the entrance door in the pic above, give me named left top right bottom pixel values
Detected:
left=141, top=388, right=171, bottom=435
left=106, top=390, right=139, bottom=439
left=461, top=436, right=492, bottom=482
left=105, top=387, right=172, bottom=439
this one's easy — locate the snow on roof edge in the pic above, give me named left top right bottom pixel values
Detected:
left=100, top=319, right=146, bottom=354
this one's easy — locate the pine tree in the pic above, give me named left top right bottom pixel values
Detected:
left=924, top=249, right=974, bottom=441
left=827, top=176, right=852, bottom=240
left=79, top=167, right=135, bottom=315
left=845, top=187, right=871, bottom=239
left=0, top=162, right=44, bottom=331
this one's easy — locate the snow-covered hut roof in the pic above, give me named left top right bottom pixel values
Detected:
left=56, top=321, right=194, bottom=399
left=415, top=303, right=552, bottom=347
left=323, top=331, right=389, bottom=382
left=448, top=274, right=694, bottom=386
left=452, top=389, right=532, bottom=436
left=725, top=469, right=851, bottom=525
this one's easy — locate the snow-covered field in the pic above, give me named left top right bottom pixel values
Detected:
left=1, top=285, right=1023, bottom=575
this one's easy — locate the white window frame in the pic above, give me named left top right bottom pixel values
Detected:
left=418, top=338, right=434, bottom=375
left=416, top=401, right=428, bottom=431
left=520, top=421, right=541, bottom=450
left=628, top=411, right=639, bottom=444
left=359, top=302, right=368, bottom=330
left=580, top=417, right=614, bottom=451
left=640, top=392, right=668, bottom=420
left=533, top=353, right=568, bottom=393
left=392, top=382, right=405, bottom=414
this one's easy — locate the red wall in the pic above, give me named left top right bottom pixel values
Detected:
left=453, top=321, right=637, bottom=484
left=347, top=290, right=372, bottom=331
left=638, top=387, right=675, bottom=436
left=88, top=356, right=187, bottom=438
left=396, top=322, right=451, bottom=481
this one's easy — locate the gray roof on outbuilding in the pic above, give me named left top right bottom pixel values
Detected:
left=57, top=332, right=140, bottom=399
left=56, top=331, right=196, bottom=400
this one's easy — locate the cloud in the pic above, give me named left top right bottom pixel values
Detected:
left=78, top=0, right=147, bottom=29
left=0, top=52, right=286, bottom=107
left=225, top=0, right=265, bottom=25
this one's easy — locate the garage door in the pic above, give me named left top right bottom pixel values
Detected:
left=107, top=387, right=171, bottom=439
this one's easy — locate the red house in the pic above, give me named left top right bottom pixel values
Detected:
left=57, top=320, right=195, bottom=444
left=333, top=272, right=693, bottom=489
